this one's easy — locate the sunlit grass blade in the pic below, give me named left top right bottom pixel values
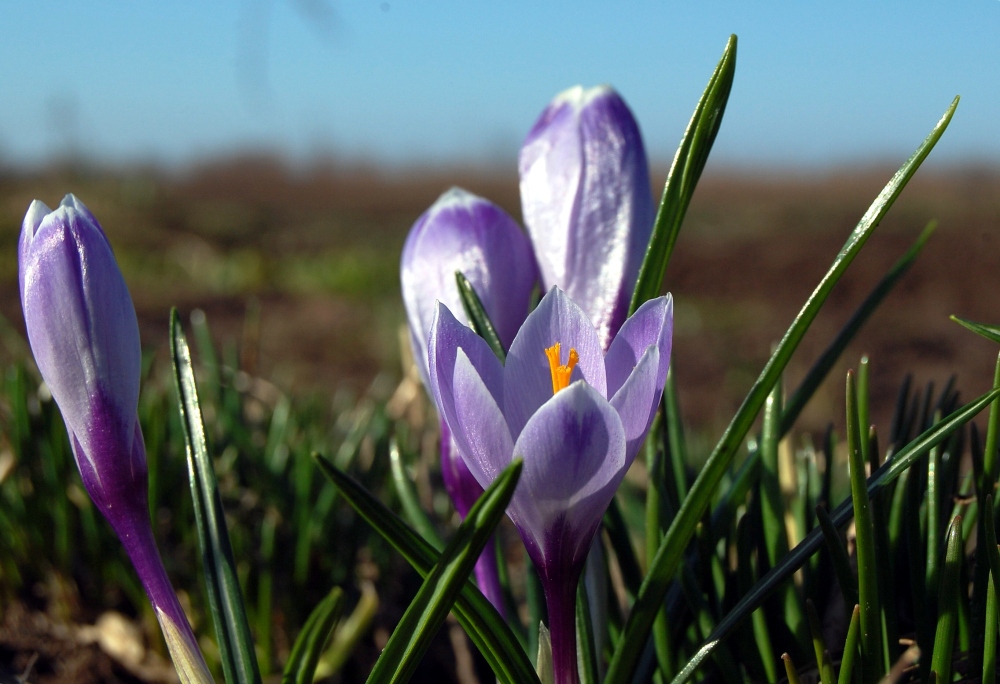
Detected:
left=846, top=371, right=883, bottom=683
left=781, top=221, right=937, bottom=436
left=664, top=366, right=689, bottom=506
left=315, top=583, right=379, bottom=679
left=609, top=96, right=960, bottom=684
left=388, top=437, right=444, bottom=550
left=951, top=315, right=1000, bottom=346
left=839, top=605, right=861, bottom=684
left=806, top=599, right=835, bottom=684
left=312, top=454, right=540, bottom=684
left=644, top=408, right=675, bottom=680
left=986, top=495, right=1000, bottom=613
left=629, top=34, right=736, bottom=312
left=668, top=385, right=998, bottom=684
left=456, top=271, right=506, bottom=362
left=169, top=309, right=262, bottom=684
left=930, top=516, right=963, bottom=683
left=815, top=505, right=858, bottom=611
left=281, top=587, right=345, bottom=684
left=782, top=654, right=801, bottom=684
left=736, top=515, right=777, bottom=684
left=364, top=459, right=522, bottom=684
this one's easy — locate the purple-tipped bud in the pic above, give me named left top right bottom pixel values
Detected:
left=401, top=188, right=538, bottom=615
left=401, top=187, right=539, bottom=387
left=19, top=196, right=212, bottom=683
left=519, top=86, right=655, bottom=351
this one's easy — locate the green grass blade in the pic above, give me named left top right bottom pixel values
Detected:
left=782, top=654, right=801, bottom=684
left=668, top=385, right=998, bottom=684
left=951, top=315, right=1000, bottom=346
left=985, top=495, right=1000, bottom=615
left=312, top=454, right=540, bottom=684
left=388, top=437, right=444, bottom=550
left=780, top=220, right=937, bottom=436
left=839, top=605, right=861, bottom=684
left=736, top=516, right=777, bottom=684
left=281, top=587, right=345, bottom=684
left=610, top=96, right=959, bottom=684
left=846, top=372, right=883, bottom=683
left=456, top=271, right=506, bottom=362
left=664, top=365, right=689, bottom=505
left=806, top=599, right=835, bottom=684
left=169, top=309, right=262, bottom=684
left=604, top=496, right=644, bottom=600
left=629, top=35, right=737, bottom=312
left=930, top=516, right=963, bottom=683
left=365, top=459, right=522, bottom=684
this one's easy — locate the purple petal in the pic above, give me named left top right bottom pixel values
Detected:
left=450, top=348, right=514, bottom=488
left=504, top=288, right=607, bottom=439
left=609, top=345, right=660, bottom=466
left=427, top=302, right=504, bottom=420
left=19, top=197, right=141, bottom=470
left=401, top=187, right=538, bottom=385
left=439, top=420, right=484, bottom=519
left=507, top=381, right=626, bottom=577
left=605, top=294, right=673, bottom=398
left=519, top=86, right=655, bottom=349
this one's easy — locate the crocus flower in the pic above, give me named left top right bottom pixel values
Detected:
left=19, top=195, right=212, bottom=684
left=401, top=187, right=539, bottom=612
left=428, top=287, right=672, bottom=684
left=519, top=85, right=655, bottom=350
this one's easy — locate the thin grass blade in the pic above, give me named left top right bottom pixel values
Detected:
left=312, top=454, right=540, bottom=684
left=930, top=516, right=963, bottom=683
left=365, top=459, right=522, bottom=684
left=388, top=437, right=444, bottom=550
left=610, top=97, right=959, bottom=684
left=281, top=587, right=345, bottom=684
left=169, top=309, right=262, bottom=684
left=839, top=606, right=861, bottom=684
left=456, top=271, right=506, bottom=362
left=951, top=315, right=1000, bottom=346
left=629, top=35, right=737, bottom=312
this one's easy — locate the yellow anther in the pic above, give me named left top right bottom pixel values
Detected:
left=545, top=343, right=579, bottom=394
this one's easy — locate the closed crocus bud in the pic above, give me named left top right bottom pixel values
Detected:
left=401, top=187, right=538, bottom=613
left=519, top=85, right=655, bottom=351
left=19, top=195, right=212, bottom=684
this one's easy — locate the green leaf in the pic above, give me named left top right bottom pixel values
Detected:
left=930, top=516, right=963, bottom=683
left=984, top=570, right=998, bottom=684
left=951, top=315, right=1000, bottom=346
left=668, top=384, right=999, bottom=684
left=839, top=606, right=861, bottom=684
left=312, top=454, right=540, bottom=684
left=781, top=654, right=801, bottom=684
left=629, top=35, right=737, bottom=313
left=806, top=599, right=835, bottom=684
left=815, top=505, right=858, bottom=612
left=169, top=309, right=262, bottom=684
left=456, top=271, right=506, bottom=362
left=609, top=95, right=960, bottom=684
left=365, top=459, right=523, bottom=684
left=846, top=372, right=883, bottom=683
left=575, top=579, right=600, bottom=684
left=388, top=437, right=444, bottom=550
left=281, top=587, right=345, bottom=684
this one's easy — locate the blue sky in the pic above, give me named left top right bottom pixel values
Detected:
left=2, top=2, right=998, bottom=169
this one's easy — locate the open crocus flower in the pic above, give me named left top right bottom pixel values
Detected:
left=401, top=187, right=538, bottom=612
left=19, top=195, right=212, bottom=684
left=428, top=287, right=672, bottom=684
left=519, top=85, right=655, bottom=350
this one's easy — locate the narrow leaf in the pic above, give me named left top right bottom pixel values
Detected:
left=456, top=271, right=506, bottom=362
left=629, top=35, right=737, bottom=312
left=170, top=309, right=262, bottom=684
left=388, top=437, right=444, bottom=550
left=610, top=96, right=960, bottom=684
left=951, top=315, right=1000, bottom=346
left=365, top=459, right=523, bottom=684
left=839, top=606, right=861, bottom=684
left=281, top=587, right=345, bottom=684
left=930, top=516, right=963, bottom=683
left=312, top=454, right=540, bottom=684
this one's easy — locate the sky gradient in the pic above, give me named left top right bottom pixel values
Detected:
left=2, top=2, right=999, bottom=169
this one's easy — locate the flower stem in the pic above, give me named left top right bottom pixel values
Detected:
left=545, top=575, right=581, bottom=684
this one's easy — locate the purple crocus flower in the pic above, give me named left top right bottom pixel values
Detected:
left=519, top=85, right=655, bottom=351
left=428, top=287, right=672, bottom=684
left=19, top=196, right=212, bottom=684
left=401, top=187, right=539, bottom=612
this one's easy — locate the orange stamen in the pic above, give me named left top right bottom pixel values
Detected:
left=545, top=343, right=580, bottom=394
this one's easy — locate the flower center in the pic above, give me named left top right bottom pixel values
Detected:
left=545, top=343, right=579, bottom=395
